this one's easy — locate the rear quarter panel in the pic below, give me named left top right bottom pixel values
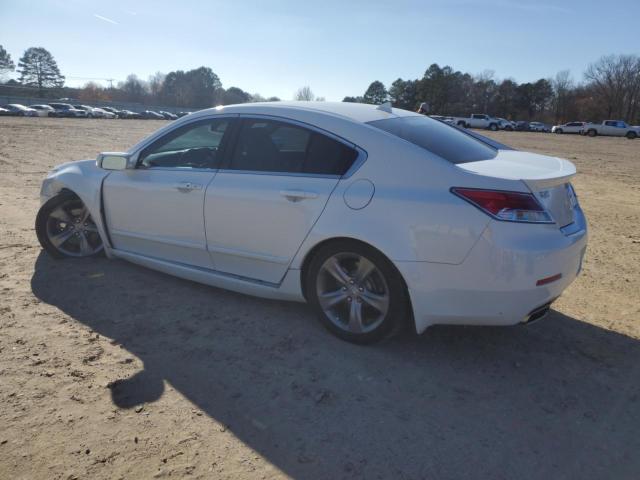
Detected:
left=291, top=128, right=530, bottom=267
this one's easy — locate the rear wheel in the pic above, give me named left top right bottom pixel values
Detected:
left=306, top=240, right=409, bottom=344
left=626, top=131, right=637, bottom=139
left=587, top=129, right=597, bottom=137
left=457, top=121, right=467, bottom=128
left=35, top=191, right=103, bottom=259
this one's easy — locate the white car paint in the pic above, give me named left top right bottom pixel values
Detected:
left=551, top=122, right=585, bottom=134
left=583, top=120, right=638, bottom=138
left=451, top=114, right=500, bottom=130
left=39, top=102, right=587, bottom=334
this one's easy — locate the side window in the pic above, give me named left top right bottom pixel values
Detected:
left=605, top=121, right=615, bottom=126
left=305, top=133, right=359, bottom=175
left=229, top=119, right=358, bottom=175
left=139, top=119, right=230, bottom=169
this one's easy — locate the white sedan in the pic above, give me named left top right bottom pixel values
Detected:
left=36, top=102, right=587, bottom=343
left=552, top=122, right=585, bottom=134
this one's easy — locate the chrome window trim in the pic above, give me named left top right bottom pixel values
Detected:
left=128, top=112, right=368, bottom=178
left=233, top=113, right=368, bottom=178
left=216, top=169, right=340, bottom=180
left=130, top=113, right=240, bottom=157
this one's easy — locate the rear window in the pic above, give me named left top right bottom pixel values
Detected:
left=367, top=115, right=498, bottom=164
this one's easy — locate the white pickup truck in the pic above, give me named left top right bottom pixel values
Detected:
left=451, top=114, right=500, bottom=131
left=582, top=120, right=638, bottom=139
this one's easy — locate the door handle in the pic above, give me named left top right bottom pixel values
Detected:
left=279, top=190, right=318, bottom=202
left=176, top=182, right=203, bottom=192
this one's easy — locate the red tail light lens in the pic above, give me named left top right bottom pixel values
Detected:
left=451, top=188, right=553, bottom=223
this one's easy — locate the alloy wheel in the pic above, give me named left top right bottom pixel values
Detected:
left=45, top=198, right=103, bottom=257
left=316, top=252, right=390, bottom=334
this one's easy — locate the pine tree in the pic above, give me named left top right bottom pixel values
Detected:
left=0, top=45, right=15, bottom=79
left=17, top=47, right=65, bottom=94
left=363, top=81, right=388, bottom=105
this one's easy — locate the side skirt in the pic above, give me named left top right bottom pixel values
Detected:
left=111, top=248, right=306, bottom=302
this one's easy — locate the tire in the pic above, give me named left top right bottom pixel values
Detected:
left=587, top=129, right=597, bottom=137
left=555, top=129, right=563, bottom=134
left=505, top=126, right=513, bottom=131
left=626, top=131, right=637, bottom=139
left=488, top=123, right=498, bottom=131
left=305, top=240, right=409, bottom=344
left=36, top=191, right=104, bottom=259
left=457, top=121, right=466, bottom=128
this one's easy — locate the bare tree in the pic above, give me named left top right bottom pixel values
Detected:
left=585, top=54, right=640, bottom=121
left=294, top=86, right=315, bottom=101
left=552, top=70, right=574, bottom=122
left=148, top=72, right=166, bottom=100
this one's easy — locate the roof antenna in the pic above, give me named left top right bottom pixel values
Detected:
left=376, top=101, right=393, bottom=113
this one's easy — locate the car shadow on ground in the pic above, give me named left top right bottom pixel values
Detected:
left=31, top=252, right=640, bottom=480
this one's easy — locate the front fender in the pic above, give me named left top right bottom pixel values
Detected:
left=40, top=159, right=113, bottom=255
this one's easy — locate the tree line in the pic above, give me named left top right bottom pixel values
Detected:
left=1, top=45, right=639, bottom=123
left=345, top=55, right=640, bottom=124
left=0, top=46, right=284, bottom=108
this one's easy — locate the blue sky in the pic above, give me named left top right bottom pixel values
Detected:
left=1, top=0, right=638, bottom=100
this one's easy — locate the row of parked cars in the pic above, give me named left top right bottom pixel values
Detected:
left=431, top=114, right=551, bottom=132
left=0, top=102, right=191, bottom=120
left=432, top=113, right=639, bottom=139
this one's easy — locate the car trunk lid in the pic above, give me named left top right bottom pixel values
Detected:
left=456, top=150, right=577, bottom=227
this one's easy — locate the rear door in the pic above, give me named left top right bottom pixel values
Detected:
left=204, top=117, right=360, bottom=284
left=103, top=117, right=233, bottom=267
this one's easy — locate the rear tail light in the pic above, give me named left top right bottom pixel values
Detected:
left=451, top=187, right=554, bottom=223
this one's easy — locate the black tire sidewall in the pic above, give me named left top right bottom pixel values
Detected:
left=305, top=240, right=409, bottom=344
left=35, top=191, right=103, bottom=259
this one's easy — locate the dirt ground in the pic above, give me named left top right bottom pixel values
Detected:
left=1, top=117, right=639, bottom=480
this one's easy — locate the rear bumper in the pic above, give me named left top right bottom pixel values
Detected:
left=397, top=208, right=588, bottom=334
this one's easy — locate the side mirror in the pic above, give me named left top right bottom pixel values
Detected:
left=97, top=152, right=133, bottom=170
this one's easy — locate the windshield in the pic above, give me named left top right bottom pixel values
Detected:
left=367, top=115, right=499, bottom=164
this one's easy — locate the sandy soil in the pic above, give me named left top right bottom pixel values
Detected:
left=1, top=117, right=639, bottom=479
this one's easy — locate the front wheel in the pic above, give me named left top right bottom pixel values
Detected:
left=555, top=129, right=563, bottom=134
left=36, top=191, right=104, bottom=259
left=587, top=129, right=597, bottom=137
left=488, top=123, right=498, bottom=131
left=306, top=240, right=409, bottom=344
left=626, top=131, right=637, bottom=139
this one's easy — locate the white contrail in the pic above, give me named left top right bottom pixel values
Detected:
left=93, top=14, right=118, bottom=25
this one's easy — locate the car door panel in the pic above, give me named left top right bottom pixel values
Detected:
left=204, top=173, right=338, bottom=284
left=103, top=169, right=217, bottom=267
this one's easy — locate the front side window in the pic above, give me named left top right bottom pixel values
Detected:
left=367, top=115, right=498, bottom=164
left=229, top=119, right=358, bottom=175
left=139, top=118, right=230, bottom=169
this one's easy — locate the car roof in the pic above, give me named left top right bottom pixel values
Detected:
left=195, top=101, right=421, bottom=124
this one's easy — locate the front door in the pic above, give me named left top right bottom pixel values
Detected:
left=103, top=117, right=233, bottom=267
left=204, top=117, right=360, bottom=284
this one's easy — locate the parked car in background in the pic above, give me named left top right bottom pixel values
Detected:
left=35, top=102, right=587, bottom=344
left=73, top=105, right=98, bottom=117
left=29, top=104, right=56, bottom=117
left=451, top=114, right=500, bottom=130
left=582, top=120, right=638, bottom=138
left=552, top=122, right=585, bottom=134
left=497, top=118, right=515, bottom=131
left=140, top=110, right=165, bottom=120
left=2, top=104, right=39, bottom=117
left=118, top=109, right=142, bottom=119
left=0, top=106, right=12, bottom=116
left=101, top=107, right=123, bottom=118
left=49, top=103, right=87, bottom=118
left=176, top=111, right=191, bottom=118
left=515, top=121, right=530, bottom=131
left=93, top=107, right=116, bottom=119
left=159, top=111, right=178, bottom=120
left=528, top=122, right=550, bottom=132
